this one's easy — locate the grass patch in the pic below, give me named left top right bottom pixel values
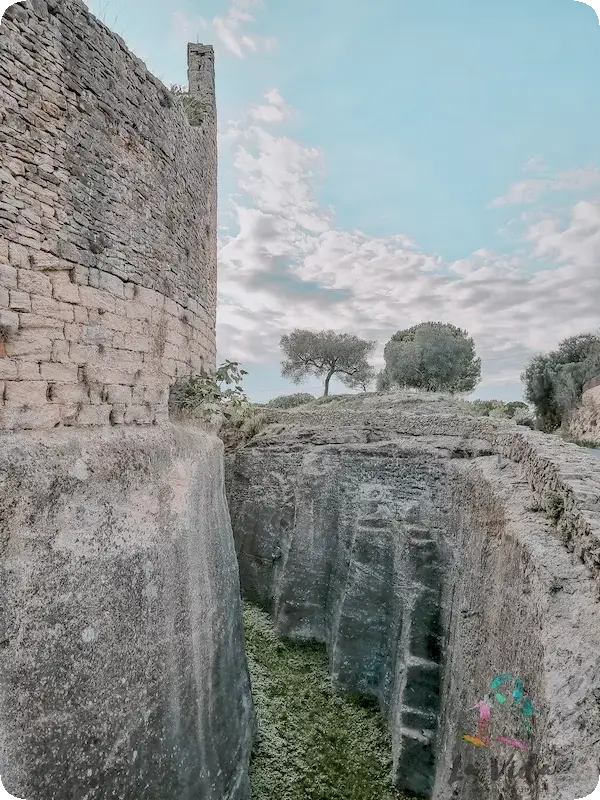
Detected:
left=243, top=603, right=406, bottom=800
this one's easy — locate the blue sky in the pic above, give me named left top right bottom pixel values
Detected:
left=88, top=0, right=600, bottom=404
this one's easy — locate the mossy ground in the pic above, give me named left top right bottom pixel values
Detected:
left=243, top=603, right=406, bottom=800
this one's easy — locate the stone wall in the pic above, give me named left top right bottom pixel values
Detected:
left=567, top=375, right=600, bottom=444
left=0, top=0, right=217, bottom=431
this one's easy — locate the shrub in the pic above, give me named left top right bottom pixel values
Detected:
left=169, top=360, right=249, bottom=420
left=227, top=405, right=267, bottom=438
left=521, top=332, right=600, bottom=432
left=266, top=393, right=315, bottom=409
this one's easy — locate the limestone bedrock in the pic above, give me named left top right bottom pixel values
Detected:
left=0, top=424, right=254, bottom=800
left=225, top=392, right=600, bottom=799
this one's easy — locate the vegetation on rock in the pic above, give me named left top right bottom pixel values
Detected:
left=266, top=392, right=316, bottom=409
left=279, top=329, right=376, bottom=397
left=243, top=603, right=406, bottom=800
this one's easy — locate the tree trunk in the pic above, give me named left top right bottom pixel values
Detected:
left=323, top=370, right=335, bottom=397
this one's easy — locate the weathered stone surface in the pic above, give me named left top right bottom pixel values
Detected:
left=225, top=392, right=600, bottom=799
left=0, top=424, right=254, bottom=800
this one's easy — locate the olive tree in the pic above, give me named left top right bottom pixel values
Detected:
left=381, top=322, right=481, bottom=394
left=279, top=329, right=376, bottom=397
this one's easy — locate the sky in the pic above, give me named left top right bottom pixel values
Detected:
left=87, top=0, right=600, bottom=404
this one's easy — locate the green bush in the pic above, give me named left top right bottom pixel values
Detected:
left=521, top=332, right=600, bottom=432
left=266, top=393, right=315, bottom=409
left=227, top=405, right=267, bottom=438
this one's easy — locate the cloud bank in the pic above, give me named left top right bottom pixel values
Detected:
left=217, top=91, right=600, bottom=394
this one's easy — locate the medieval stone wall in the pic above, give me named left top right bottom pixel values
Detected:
left=0, top=0, right=217, bottom=431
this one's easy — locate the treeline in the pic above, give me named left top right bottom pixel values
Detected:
left=275, top=323, right=600, bottom=433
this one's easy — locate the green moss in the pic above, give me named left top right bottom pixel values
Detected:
left=243, top=603, right=407, bottom=800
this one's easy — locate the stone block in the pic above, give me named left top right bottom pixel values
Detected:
left=18, top=313, right=64, bottom=330
left=98, top=271, right=125, bottom=298
left=50, top=340, right=70, bottom=363
left=71, top=265, right=89, bottom=285
left=31, top=294, right=74, bottom=322
left=4, top=380, right=48, bottom=407
left=28, top=251, right=63, bottom=270
left=7, top=244, right=28, bottom=270
left=40, top=362, right=78, bottom=382
left=11, top=404, right=62, bottom=430
left=124, top=404, right=153, bottom=424
left=49, top=382, right=89, bottom=404
left=112, top=332, right=153, bottom=352
left=76, top=403, right=111, bottom=426
left=88, top=383, right=106, bottom=405
left=134, top=285, right=164, bottom=308
left=17, top=268, right=52, bottom=295
left=50, top=272, right=80, bottom=304
left=9, top=290, right=31, bottom=312
left=0, top=308, right=20, bottom=333
left=106, top=384, right=132, bottom=405
left=109, top=403, right=126, bottom=424
left=73, top=306, right=88, bottom=324
left=6, top=337, right=52, bottom=360
left=0, top=360, right=18, bottom=380
left=59, top=403, right=80, bottom=426
left=15, top=360, right=41, bottom=380
left=79, top=285, right=116, bottom=313
left=0, top=263, right=19, bottom=290
left=126, top=301, right=152, bottom=322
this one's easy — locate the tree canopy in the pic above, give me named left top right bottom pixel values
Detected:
left=279, top=329, right=376, bottom=397
left=521, top=331, right=600, bottom=432
left=380, top=322, right=481, bottom=394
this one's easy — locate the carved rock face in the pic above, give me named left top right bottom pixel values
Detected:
left=225, top=392, right=600, bottom=800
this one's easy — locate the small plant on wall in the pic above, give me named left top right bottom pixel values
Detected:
left=169, top=360, right=250, bottom=420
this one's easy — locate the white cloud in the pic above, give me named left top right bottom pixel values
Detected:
left=217, top=94, right=600, bottom=395
left=490, top=167, right=600, bottom=207
left=522, top=156, right=548, bottom=175
left=173, top=0, right=276, bottom=58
